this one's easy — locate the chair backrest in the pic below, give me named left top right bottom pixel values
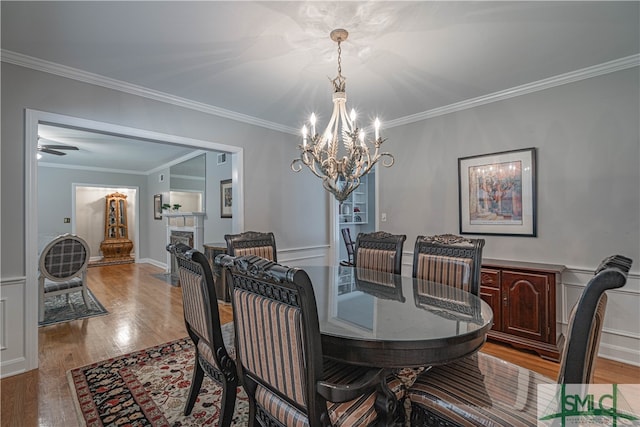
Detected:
left=224, top=231, right=277, bottom=262
left=412, top=279, right=483, bottom=324
left=217, top=254, right=328, bottom=425
left=39, top=233, right=90, bottom=281
left=354, top=231, right=406, bottom=275
left=341, top=228, right=355, bottom=265
left=167, top=243, right=233, bottom=371
left=557, top=254, right=632, bottom=384
left=354, top=267, right=405, bottom=302
left=412, top=234, right=485, bottom=296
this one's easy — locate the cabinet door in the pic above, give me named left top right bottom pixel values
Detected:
left=502, top=271, right=549, bottom=342
left=480, top=269, right=501, bottom=331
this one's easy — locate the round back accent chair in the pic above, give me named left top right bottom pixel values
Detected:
left=166, top=243, right=238, bottom=426
left=38, top=233, right=91, bottom=322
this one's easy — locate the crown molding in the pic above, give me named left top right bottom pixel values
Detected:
left=37, top=162, right=149, bottom=175
left=1, top=50, right=299, bottom=135
left=3, top=49, right=638, bottom=132
left=385, top=54, right=640, bottom=128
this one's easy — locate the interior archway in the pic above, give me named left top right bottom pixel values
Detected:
left=24, top=109, right=245, bottom=371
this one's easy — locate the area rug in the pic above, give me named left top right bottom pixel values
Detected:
left=67, top=338, right=249, bottom=426
left=39, top=288, right=108, bottom=327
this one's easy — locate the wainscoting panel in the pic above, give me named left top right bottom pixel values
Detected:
left=278, top=244, right=330, bottom=267
left=401, top=253, right=639, bottom=366
left=0, top=277, right=27, bottom=378
left=561, top=267, right=640, bottom=366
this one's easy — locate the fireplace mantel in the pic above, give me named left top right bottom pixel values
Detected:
left=165, top=212, right=205, bottom=273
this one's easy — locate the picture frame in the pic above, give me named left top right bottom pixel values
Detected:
left=220, top=179, right=232, bottom=218
left=153, top=194, right=163, bottom=220
left=458, top=147, right=536, bottom=236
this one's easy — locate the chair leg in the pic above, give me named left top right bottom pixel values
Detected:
left=39, top=297, right=45, bottom=323
left=184, top=357, right=205, bottom=416
left=219, top=378, right=238, bottom=427
left=81, top=288, right=91, bottom=307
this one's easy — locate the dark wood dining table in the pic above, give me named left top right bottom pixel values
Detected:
left=302, top=266, right=493, bottom=369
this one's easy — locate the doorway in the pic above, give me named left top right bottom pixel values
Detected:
left=24, top=109, right=245, bottom=371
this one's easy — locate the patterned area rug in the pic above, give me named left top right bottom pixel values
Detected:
left=39, top=288, right=108, bottom=327
left=67, top=338, right=249, bottom=426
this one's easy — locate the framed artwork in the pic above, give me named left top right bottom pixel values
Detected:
left=220, top=179, right=232, bottom=218
left=153, top=194, right=162, bottom=220
left=458, top=148, right=536, bottom=236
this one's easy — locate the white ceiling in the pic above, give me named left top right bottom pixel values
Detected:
left=3, top=1, right=639, bottom=172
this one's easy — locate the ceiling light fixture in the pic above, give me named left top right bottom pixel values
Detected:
left=291, top=29, right=394, bottom=202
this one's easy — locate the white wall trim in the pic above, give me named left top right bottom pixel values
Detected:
left=5, top=49, right=637, bottom=136
left=24, top=109, right=245, bottom=373
left=2, top=50, right=297, bottom=135
left=385, top=54, right=640, bottom=127
left=597, top=342, right=640, bottom=367
left=279, top=244, right=330, bottom=254
left=138, top=258, right=166, bottom=270
left=0, top=277, right=28, bottom=377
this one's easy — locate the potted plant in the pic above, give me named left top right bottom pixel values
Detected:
left=161, top=203, right=171, bottom=214
left=172, top=203, right=182, bottom=212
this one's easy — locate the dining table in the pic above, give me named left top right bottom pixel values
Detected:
left=302, top=265, right=494, bottom=369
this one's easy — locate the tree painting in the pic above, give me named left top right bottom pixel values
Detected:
left=468, top=160, right=523, bottom=224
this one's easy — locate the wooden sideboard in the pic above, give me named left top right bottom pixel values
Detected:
left=480, top=258, right=566, bottom=361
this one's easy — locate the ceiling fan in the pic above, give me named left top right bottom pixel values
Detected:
left=37, top=136, right=79, bottom=156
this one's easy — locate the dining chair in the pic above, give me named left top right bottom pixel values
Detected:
left=412, top=233, right=485, bottom=296
left=38, top=233, right=91, bottom=322
left=354, top=231, right=407, bottom=275
left=167, top=243, right=238, bottom=425
left=216, top=254, right=394, bottom=427
left=407, top=254, right=632, bottom=426
left=224, top=231, right=277, bottom=261
left=340, top=227, right=355, bottom=266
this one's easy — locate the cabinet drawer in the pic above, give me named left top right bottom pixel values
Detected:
left=481, top=268, right=501, bottom=289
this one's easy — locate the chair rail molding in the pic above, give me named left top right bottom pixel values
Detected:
left=560, top=267, right=640, bottom=366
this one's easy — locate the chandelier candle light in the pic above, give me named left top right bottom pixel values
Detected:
left=291, top=29, right=394, bottom=202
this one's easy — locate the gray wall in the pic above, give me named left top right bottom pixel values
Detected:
left=1, top=62, right=328, bottom=279
left=204, top=151, right=232, bottom=244
left=146, top=168, right=171, bottom=264
left=38, top=166, right=146, bottom=256
left=379, top=67, right=639, bottom=270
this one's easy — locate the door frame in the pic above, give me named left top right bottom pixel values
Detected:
left=24, top=109, right=244, bottom=371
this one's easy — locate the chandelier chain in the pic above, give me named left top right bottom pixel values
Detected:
left=337, top=41, right=342, bottom=77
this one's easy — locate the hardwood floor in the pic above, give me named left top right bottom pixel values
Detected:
left=1, top=263, right=638, bottom=426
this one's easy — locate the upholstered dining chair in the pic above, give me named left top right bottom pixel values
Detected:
left=166, top=243, right=238, bottom=426
left=407, top=254, right=632, bottom=427
left=216, top=254, right=392, bottom=427
left=224, top=231, right=277, bottom=261
left=412, top=233, right=485, bottom=296
left=38, top=233, right=91, bottom=322
left=354, top=231, right=407, bottom=275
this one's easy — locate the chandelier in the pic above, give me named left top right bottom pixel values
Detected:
left=291, top=29, right=394, bottom=202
